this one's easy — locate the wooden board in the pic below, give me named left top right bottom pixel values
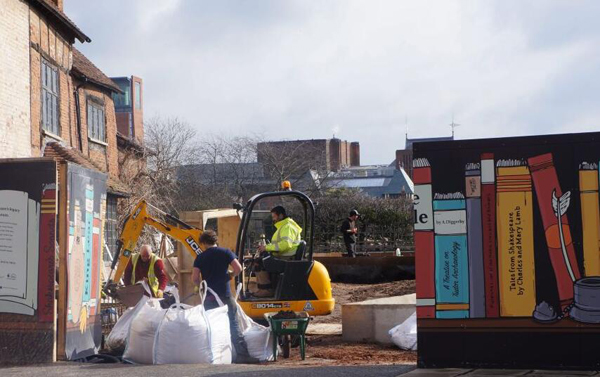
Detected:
left=0, top=159, right=57, bottom=365
left=177, top=210, right=241, bottom=305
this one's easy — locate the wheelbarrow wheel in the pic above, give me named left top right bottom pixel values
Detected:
left=281, top=335, right=290, bottom=358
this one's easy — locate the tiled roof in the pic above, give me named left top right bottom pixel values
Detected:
left=72, top=48, right=122, bottom=93
left=44, top=142, right=130, bottom=196
left=29, top=0, right=90, bottom=43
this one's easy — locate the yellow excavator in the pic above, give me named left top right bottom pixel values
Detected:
left=104, top=187, right=335, bottom=320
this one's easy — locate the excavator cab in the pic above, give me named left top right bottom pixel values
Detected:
left=234, top=188, right=335, bottom=320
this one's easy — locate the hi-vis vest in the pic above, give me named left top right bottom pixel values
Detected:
left=265, top=217, right=302, bottom=257
left=131, top=253, right=159, bottom=296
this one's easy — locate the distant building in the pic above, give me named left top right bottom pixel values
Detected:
left=395, top=134, right=454, bottom=178
left=110, top=76, right=144, bottom=144
left=330, top=165, right=414, bottom=198
left=257, top=138, right=360, bottom=172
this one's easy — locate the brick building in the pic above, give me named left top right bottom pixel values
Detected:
left=0, top=0, right=142, bottom=255
left=256, top=138, right=360, bottom=173
left=0, top=0, right=32, bottom=158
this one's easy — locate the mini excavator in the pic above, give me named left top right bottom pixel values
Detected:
left=104, top=185, right=335, bottom=320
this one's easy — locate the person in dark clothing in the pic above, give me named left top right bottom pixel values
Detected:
left=340, top=209, right=360, bottom=257
left=192, top=230, right=257, bottom=363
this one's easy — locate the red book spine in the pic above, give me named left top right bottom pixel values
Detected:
left=481, top=153, right=500, bottom=317
left=413, top=159, right=435, bottom=318
left=38, top=186, right=56, bottom=323
left=528, top=153, right=581, bottom=310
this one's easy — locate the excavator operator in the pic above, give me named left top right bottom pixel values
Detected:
left=254, top=206, right=302, bottom=297
left=124, top=244, right=168, bottom=298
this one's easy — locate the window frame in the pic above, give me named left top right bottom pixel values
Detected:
left=86, top=96, right=106, bottom=144
left=41, top=59, right=60, bottom=136
left=104, top=196, right=119, bottom=262
left=134, top=81, right=141, bottom=110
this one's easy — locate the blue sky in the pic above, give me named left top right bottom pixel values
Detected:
left=66, top=0, right=600, bottom=165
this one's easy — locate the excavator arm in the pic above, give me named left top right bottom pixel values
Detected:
left=104, top=201, right=202, bottom=297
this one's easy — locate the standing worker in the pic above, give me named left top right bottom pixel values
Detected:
left=341, top=209, right=360, bottom=257
left=192, top=230, right=257, bottom=363
left=124, top=244, right=168, bottom=298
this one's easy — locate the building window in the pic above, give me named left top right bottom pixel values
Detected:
left=104, top=196, right=118, bottom=262
left=87, top=100, right=106, bottom=142
left=112, top=80, right=131, bottom=110
left=41, top=59, right=59, bottom=135
left=134, top=81, right=141, bottom=110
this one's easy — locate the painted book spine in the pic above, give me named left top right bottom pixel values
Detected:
left=38, top=186, right=56, bottom=323
left=433, top=193, right=469, bottom=319
left=579, top=163, right=600, bottom=276
left=528, top=153, right=581, bottom=310
left=413, top=158, right=435, bottom=318
left=481, top=153, right=500, bottom=317
left=465, top=163, right=485, bottom=318
left=496, top=160, right=536, bottom=317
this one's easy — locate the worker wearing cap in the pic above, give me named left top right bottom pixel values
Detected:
left=341, top=210, right=360, bottom=257
left=258, top=206, right=302, bottom=258
left=124, top=244, right=168, bottom=298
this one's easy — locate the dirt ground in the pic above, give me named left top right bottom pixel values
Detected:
left=279, top=280, right=417, bottom=366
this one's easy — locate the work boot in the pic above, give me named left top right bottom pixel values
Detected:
left=234, top=341, right=260, bottom=364
left=234, top=353, right=260, bottom=364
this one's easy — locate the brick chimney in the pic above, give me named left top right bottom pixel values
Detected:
left=52, top=0, right=64, bottom=11
left=350, top=142, right=360, bottom=166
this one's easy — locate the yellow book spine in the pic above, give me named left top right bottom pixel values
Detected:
left=580, top=169, right=600, bottom=276
left=496, top=165, right=536, bottom=317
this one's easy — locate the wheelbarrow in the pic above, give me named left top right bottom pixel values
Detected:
left=264, top=311, right=311, bottom=361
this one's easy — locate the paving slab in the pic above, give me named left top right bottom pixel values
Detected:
left=399, top=368, right=472, bottom=376
left=528, top=371, right=598, bottom=376
left=465, top=370, right=531, bottom=376
left=306, top=323, right=342, bottom=335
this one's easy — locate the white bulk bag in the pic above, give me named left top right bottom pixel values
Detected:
left=389, top=311, right=417, bottom=351
left=106, top=306, right=137, bottom=353
left=122, top=296, right=166, bottom=364
left=235, top=284, right=274, bottom=361
left=106, top=283, right=179, bottom=354
left=153, top=284, right=232, bottom=364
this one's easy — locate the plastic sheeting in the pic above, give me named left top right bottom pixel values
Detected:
left=389, top=312, right=417, bottom=351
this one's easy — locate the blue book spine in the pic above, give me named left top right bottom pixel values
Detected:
left=466, top=164, right=485, bottom=318
left=433, top=193, right=469, bottom=319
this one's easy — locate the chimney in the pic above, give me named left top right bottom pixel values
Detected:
left=329, top=138, right=341, bottom=171
left=350, top=142, right=360, bottom=167
left=53, top=0, right=64, bottom=11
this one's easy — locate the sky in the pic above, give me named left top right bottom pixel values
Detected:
left=65, top=0, right=600, bottom=165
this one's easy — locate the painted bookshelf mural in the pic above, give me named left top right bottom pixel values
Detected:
left=415, top=144, right=600, bottom=324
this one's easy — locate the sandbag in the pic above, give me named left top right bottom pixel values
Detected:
left=235, top=284, right=274, bottom=361
left=106, top=283, right=179, bottom=356
left=105, top=306, right=136, bottom=353
left=389, top=312, right=417, bottom=351
left=122, top=298, right=165, bottom=364
left=106, top=281, right=154, bottom=353
left=153, top=285, right=232, bottom=364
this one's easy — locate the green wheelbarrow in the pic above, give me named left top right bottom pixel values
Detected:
left=264, top=311, right=311, bottom=361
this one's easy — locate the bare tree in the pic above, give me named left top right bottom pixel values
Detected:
left=119, top=116, right=197, bottom=221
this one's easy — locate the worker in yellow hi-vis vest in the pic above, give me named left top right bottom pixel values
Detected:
left=253, top=206, right=302, bottom=297
left=124, top=244, right=168, bottom=298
